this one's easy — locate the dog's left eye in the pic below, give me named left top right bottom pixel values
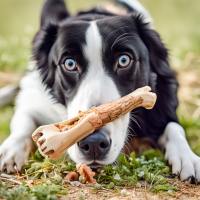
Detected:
left=64, top=59, right=77, bottom=71
left=118, top=55, right=131, bottom=68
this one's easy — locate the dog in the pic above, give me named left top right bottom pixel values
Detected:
left=0, top=0, right=199, bottom=183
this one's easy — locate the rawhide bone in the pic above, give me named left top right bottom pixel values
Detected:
left=32, top=86, right=157, bottom=160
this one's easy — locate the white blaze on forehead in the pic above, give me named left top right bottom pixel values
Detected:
left=67, top=21, right=129, bottom=164
left=67, top=21, right=121, bottom=118
left=84, top=21, right=102, bottom=70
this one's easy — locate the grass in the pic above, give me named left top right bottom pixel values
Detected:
left=0, top=149, right=178, bottom=199
left=178, top=110, right=200, bottom=156
left=0, top=104, right=14, bottom=145
left=0, top=35, right=30, bottom=72
left=0, top=0, right=200, bottom=151
left=0, top=180, right=63, bottom=200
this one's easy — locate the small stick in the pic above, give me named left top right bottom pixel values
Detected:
left=32, top=86, right=157, bottom=160
left=0, top=177, right=22, bottom=185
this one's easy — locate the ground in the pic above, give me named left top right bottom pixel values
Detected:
left=1, top=173, right=200, bottom=200
left=58, top=180, right=200, bottom=200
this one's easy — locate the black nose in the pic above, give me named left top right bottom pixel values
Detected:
left=78, top=131, right=111, bottom=159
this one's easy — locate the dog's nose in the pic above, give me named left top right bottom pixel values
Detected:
left=78, top=131, right=111, bottom=159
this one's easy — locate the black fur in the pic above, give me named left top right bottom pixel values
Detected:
left=33, top=23, right=59, bottom=88
left=130, top=15, right=179, bottom=141
left=32, top=0, right=179, bottom=145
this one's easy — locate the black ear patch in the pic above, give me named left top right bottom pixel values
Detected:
left=132, top=14, right=179, bottom=141
left=32, top=23, right=59, bottom=87
left=40, top=0, right=69, bottom=28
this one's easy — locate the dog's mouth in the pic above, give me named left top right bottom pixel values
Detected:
left=87, top=161, right=104, bottom=168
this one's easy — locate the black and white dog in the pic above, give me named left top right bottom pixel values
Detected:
left=0, top=0, right=200, bottom=183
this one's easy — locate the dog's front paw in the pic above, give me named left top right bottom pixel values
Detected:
left=0, top=136, right=33, bottom=173
left=165, top=143, right=200, bottom=183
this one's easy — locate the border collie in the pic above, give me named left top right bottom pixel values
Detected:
left=0, top=0, right=199, bottom=183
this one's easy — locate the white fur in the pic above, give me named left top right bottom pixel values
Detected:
left=0, top=69, right=64, bottom=172
left=67, top=21, right=129, bottom=164
left=116, top=0, right=153, bottom=24
left=158, top=122, right=200, bottom=182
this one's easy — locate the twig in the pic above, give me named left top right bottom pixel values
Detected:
left=145, top=180, right=147, bottom=200
left=171, top=175, right=179, bottom=185
left=0, top=82, right=19, bottom=107
left=0, top=177, right=22, bottom=185
left=183, top=95, right=200, bottom=107
left=21, top=166, right=52, bottom=178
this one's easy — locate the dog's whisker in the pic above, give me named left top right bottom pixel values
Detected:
left=126, top=130, right=131, bottom=136
left=130, top=116, right=141, bottom=129
left=112, top=161, right=117, bottom=167
left=125, top=140, right=132, bottom=153
left=130, top=113, right=139, bottom=119
left=111, top=35, right=135, bottom=49
left=125, top=140, right=132, bottom=150
left=131, top=110, right=139, bottom=114
left=126, top=131, right=134, bottom=139
left=127, top=125, right=137, bottom=136
left=111, top=33, right=129, bottom=49
left=127, top=129, right=137, bottom=137
left=112, top=37, right=134, bottom=47
left=104, top=25, right=134, bottom=43
left=124, top=143, right=131, bottom=155
left=120, top=151, right=130, bottom=158
left=126, top=132, right=133, bottom=141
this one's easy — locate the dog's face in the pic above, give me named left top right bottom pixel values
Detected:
left=34, top=15, right=151, bottom=166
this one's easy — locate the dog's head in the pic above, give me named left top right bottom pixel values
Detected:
left=33, top=4, right=176, bottom=166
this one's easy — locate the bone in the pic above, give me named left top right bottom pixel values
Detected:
left=32, top=86, right=157, bottom=160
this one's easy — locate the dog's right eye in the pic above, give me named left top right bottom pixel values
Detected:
left=64, top=59, right=77, bottom=71
left=118, top=55, right=131, bottom=68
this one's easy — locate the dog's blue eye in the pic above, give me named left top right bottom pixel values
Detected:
left=64, top=59, right=77, bottom=71
left=118, top=55, right=131, bottom=68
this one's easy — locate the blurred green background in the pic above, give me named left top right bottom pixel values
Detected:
left=0, top=0, right=200, bottom=155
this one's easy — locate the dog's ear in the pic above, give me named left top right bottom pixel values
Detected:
left=33, top=0, right=69, bottom=46
left=32, top=1, right=69, bottom=88
left=40, top=0, right=70, bottom=28
left=133, top=15, right=179, bottom=138
left=32, top=23, right=59, bottom=87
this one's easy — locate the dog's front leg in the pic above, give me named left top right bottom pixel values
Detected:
left=0, top=109, right=36, bottom=173
left=158, top=122, right=200, bottom=183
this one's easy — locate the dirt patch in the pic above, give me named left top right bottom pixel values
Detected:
left=0, top=72, right=22, bottom=88
left=1, top=177, right=200, bottom=200
left=59, top=179, right=200, bottom=200
left=177, top=69, right=200, bottom=113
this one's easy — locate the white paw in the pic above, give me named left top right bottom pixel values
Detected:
left=159, top=122, right=200, bottom=183
left=164, top=141, right=200, bottom=183
left=0, top=136, right=33, bottom=173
